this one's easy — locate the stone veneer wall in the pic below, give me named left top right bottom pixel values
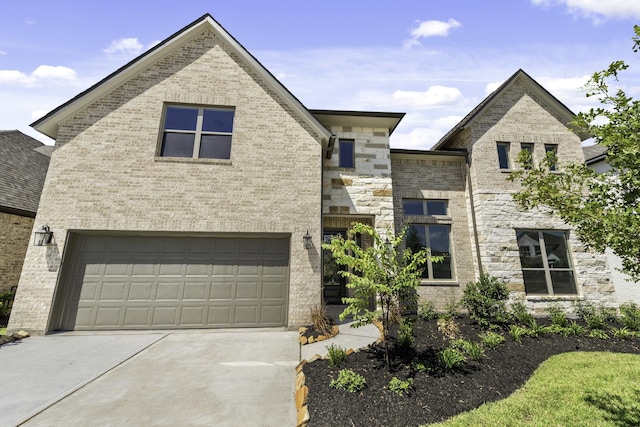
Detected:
left=459, top=80, right=614, bottom=313
left=9, top=27, right=324, bottom=334
left=322, top=127, right=395, bottom=234
left=390, top=154, right=476, bottom=308
left=0, top=212, right=34, bottom=293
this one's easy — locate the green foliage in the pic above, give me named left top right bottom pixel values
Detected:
left=443, top=299, right=461, bottom=320
left=566, top=321, right=586, bottom=336
left=612, top=326, right=634, bottom=340
left=438, top=347, right=466, bottom=370
left=451, top=339, right=485, bottom=361
left=588, top=329, right=610, bottom=340
left=326, top=344, right=347, bottom=368
left=509, top=300, right=535, bottom=326
left=0, top=290, right=15, bottom=319
left=526, top=318, right=548, bottom=337
left=478, top=331, right=505, bottom=350
left=397, top=317, right=415, bottom=348
left=509, top=27, right=640, bottom=282
left=461, top=274, right=510, bottom=328
left=322, top=223, right=435, bottom=370
left=575, top=300, right=607, bottom=329
left=411, top=360, right=431, bottom=374
left=388, top=377, right=413, bottom=397
left=547, top=303, right=568, bottom=327
left=330, top=369, right=367, bottom=393
left=509, top=325, right=528, bottom=344
left=417, top=300, right=437, bottom=321
left=620, top=302, right=640, bottom=331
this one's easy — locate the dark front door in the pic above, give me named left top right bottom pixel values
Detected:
left=322, top=230, right=348, bottom=305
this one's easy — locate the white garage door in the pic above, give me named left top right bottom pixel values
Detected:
left=58, top=234, right=289, bottom=330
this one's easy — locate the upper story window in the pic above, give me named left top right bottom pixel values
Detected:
left=403, top=199, right=448, bottom=216
left=520, top=143, right=534, bottom=169
left=516, top=229, right=577, bottom=295
left=160, top=105, right=235, bottom=159
left=496, top=142, right=511, bottom=170
left=545, top=144, right=558, bottom=171
left=339, top=139, right=355, bottom=168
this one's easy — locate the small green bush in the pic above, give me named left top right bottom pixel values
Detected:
left=461, top=274, right=509, bottom=329
left=620, top=302, right=640, bottom=331
left=588, top=329, right=610, bottom=340
left=330, top=369, right=366, bottom=393
left=397, top=318, right=415, bottom=348
left=509, top=325, right=528, bottom=344
left=612, top=327, right=634, bottom=340
left=509, top=300, right=535, bottom=325
left=417, top=300, right=437, bottom=320
left=566, top=321, right=585, bottom=336
left=0, top=290, right=15, bottom=319
left=388, top=377, right=413, bottom=396
left=443, top=299, right=462, bottom=320
left=451, top=339, right=485, bottom=361
left=326, top=344, right=347, bottom=368
left=575, top=300, right=607, bottom=329
left=411, top=360, right=431, bottom=374
left=438, top=347, right=466, bottom=370
left=478, top=331, right=505, bottom=350
left=548, top=303, right=568, bottom=327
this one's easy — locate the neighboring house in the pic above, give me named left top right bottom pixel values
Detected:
left=584, top=145, right=637, bottom=305
left=7, top=15, right=626, bottom=334
left=0, top=130, right=52, bottom=294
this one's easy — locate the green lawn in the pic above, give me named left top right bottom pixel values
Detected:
left=427, top=352, right=640, bottom=427
left=0, top=327, right=6, bottom=335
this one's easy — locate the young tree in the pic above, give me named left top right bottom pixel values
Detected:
left=510, top=26, right=640, bottom=282
left=322, top=222, right=438, bottom=370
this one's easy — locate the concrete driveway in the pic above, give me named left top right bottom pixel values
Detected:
left=1, top=330, right=299, bottom=427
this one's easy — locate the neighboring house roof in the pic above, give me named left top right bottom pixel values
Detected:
left=31, top=14, right=332, bottom=145
left=583, top=144, right=607, bottom=165
left=433, top=69, right=590, bottom=150
left=0, top=130, right=51, bottom=217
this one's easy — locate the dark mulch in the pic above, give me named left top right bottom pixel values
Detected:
left=304, top=315, right=640, bottom=427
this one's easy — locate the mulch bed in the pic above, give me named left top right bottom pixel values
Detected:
left=303, top=315, right=640, bottom=427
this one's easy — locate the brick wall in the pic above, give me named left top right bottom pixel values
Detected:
left=0, top=212, right=33, bottom=293
left=9, top=28, right=324, bottom=333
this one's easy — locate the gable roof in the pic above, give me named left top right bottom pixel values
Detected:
left=309, top=110, right=405, bottom=135
left=31, top=14, right=332, bottom=144
left=583, top=144, right=607, bottom=165
left=433, top=69, right=590, bottom=150
left=0, top=130, right=51, bottom=216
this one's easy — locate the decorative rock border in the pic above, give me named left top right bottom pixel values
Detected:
left=298, top=324, right=340, bottom=345
left=0, top=330, right=30, bottom=347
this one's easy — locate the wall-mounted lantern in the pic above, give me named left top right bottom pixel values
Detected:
left=303, top=230, right=313, bottom=250
left=34, top=225, right=53, bottom=246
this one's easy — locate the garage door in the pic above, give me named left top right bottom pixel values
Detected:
left=58, top=234, right=289, bottom=330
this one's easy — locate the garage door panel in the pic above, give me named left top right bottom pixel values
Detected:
left=61, top=235, right=289, bottom=330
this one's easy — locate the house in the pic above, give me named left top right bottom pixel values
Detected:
left=0, top=130, right=52, bottom=294
left=7, top=15, right=623, bottom=335
left=584, top=145, right=636, bottom=304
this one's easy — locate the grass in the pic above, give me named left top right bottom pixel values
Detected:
left=427, top=352, right=640, bottom=427
left=0, top=327, right=6, bottom=335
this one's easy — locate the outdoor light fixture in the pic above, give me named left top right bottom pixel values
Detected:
left=303, top=230, right=313, bottom=250
left=34, top=225, right=53, bottom=246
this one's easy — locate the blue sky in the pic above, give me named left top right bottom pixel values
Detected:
left=2, top=0, right=640, bottom=148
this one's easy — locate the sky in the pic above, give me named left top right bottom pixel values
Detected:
left=2, top=0, right=640, bottom=149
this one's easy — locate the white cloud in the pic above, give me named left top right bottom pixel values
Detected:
left=32, top=65, right=77, bottom=80
left=532, top=0, right=640, bottom=21
left=392, top=86, right=464, bottom=109
left=0, top=65, right=78, bottom=87
left=0, top=70, right=32, bottom=85
left=104, top=37, right=144, bottom=55
left=404, top=19, right=461, bottom=49
left=391, top=127, right=446, bottom=150
left=0, top=50, right=6, bottom=55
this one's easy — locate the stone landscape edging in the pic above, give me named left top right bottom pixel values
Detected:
left=0, top=330, right=30, bottom=347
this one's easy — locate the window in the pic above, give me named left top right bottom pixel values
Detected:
left=160, top=105, right=234, bottom=159
left=406, top=224, right=453, bottom=279
left=339, top=139, right=355, bottom=168
left=497, top=142, right=511, bottom=170
left=520, top=143, right=534, bottom=169
left=545, top=144, right=558, bottom=171
left=516, top=230, right=577, bottom=295
left=402, top=199, right=448, bottom=216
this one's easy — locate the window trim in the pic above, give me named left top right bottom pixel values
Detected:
left=497, top=142, right=511, bottom=170
left=159, top=104, right=235, bottom=160
left=338, top=139, right=355, bottom=169
left=516, top=229, right=577, bottom=296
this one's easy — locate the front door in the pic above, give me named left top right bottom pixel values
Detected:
left=322, top=230, right=348, bottom=304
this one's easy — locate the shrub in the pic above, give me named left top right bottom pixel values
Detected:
left=0, top=289, right=16, bottom=320
left=612, top=327, right=634, bottom=340
left=620, top=302, right=640, bottom=331
left=461, top=274, right=509, bottom=328
left=437, top=317, right=459, bottom=341
left=326, top=344, right=347, bottom=368
left=509, top=325, right=528, bottom=344
left=444, top=299, right=462, bottom=320
left=548, top=303, right=568, bottom=327
left=526, top=318, right=547, bottom=337
left=509, top=299, right=535, bottom=326
left=397, top=318, right=415, bottom=348
left=478, top=331, right=505, bottom=350
left=575, top=300, right=607, bottom=329
left=452, top=339, right=486, bottom=361
left=411, top=360, right=431, bottom=374
left=388, top=377, right=413, bottom=396
left=589, top=329, right=610, bottom=340
left=330, top=369, right=366, bottom=393
left=417, top=300, right=437, bottom=320
left=438, top=347, right=466, bottom=370
left=566, top=321, right=585, bottom=336
left=310, top=303, right=333, bottom=335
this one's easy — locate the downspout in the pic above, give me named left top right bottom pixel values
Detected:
left=464, top=149, right=484, bottom=277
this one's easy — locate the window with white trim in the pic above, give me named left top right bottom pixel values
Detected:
left=516, top=230, right=577, bottom=295
left=160, top=105, right=234, bottom=159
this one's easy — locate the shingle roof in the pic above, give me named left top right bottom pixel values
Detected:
left=583, top=144, right=607, bottom=164
left=0, top=130, right=51, bottom=216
